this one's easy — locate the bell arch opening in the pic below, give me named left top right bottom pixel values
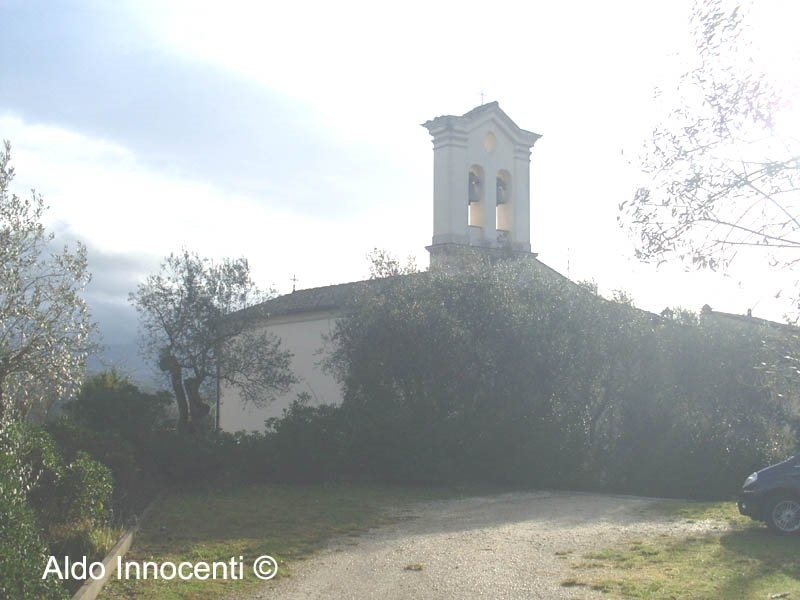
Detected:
left=468, top=164, right=485, bottom=228
left=495, top=169, right=512, bottom=232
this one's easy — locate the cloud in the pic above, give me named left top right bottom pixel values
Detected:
left=49, top=224, right=151, bottom=303
left=3, top=0, right=795, bottom=326
left=0, top=0, right=383, bottom=217
left=44, top=224, right=154, bottom=382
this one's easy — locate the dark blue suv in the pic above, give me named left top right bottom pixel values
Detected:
left=738, top=455, right=800, bottom=534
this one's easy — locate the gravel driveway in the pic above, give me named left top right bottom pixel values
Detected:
left=247, top=491, right=724, bottom=600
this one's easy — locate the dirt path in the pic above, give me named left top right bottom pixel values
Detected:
left=246, top=491, right=726, bottom=600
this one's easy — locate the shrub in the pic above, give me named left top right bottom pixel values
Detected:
left=144, top=429, right=219, bottom=483
left=55, top=372, right=172, bottom=516
left=267, top=395, right=354, bottom=482
left=24, top=435, right=113, bottom=533
left=216, top=430, right=275, bottom=482
left=0, top=481, right=69, bottom=600
left=0, top=420, right=68, bottom=600
left=66, top=370, right=170, bottom=444
left=46, top=419, right=153, bottom=518
left=59, top=452, right=113, bottom=523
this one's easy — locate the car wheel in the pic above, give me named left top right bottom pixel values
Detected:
left=766, top=495, right=800, bottom=535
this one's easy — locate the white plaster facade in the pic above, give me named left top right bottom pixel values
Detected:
left=423, top=102, right=541, bottom=268
left=218, top=310, right=341, bottom=432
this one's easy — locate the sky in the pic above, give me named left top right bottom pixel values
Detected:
left=1, top=0, right=798, bottom=383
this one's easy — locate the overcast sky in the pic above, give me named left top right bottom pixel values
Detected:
left=2, top=0, right=798, bottom=381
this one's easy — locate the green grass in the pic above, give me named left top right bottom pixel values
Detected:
left=100, top=482, right=466, bottom=600
left=51, top=521, right=125, bottom=595
left=653, top=499, right=753, bottom=525
left=565, top=501, right=800, bottom=599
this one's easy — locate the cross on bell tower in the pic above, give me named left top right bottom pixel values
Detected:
left=422, top=102, right=541, bottom=269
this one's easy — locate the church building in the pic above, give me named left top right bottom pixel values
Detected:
left=217, top=102, right=554, bottom=432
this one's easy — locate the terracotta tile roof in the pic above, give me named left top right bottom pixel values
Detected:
left=234, top=279, right=372, bottom=321
left=231, top=273, right=429, bottom=322
left=704, top=308, right=797, bottom=331
left=230, top=258, right=586, bottom=324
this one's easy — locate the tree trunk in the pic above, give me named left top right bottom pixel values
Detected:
left=159, top=351, right=189, bottom=433
left=170, top=369, right=190, bottom=433
left=184, top=377, right=210, bottom=433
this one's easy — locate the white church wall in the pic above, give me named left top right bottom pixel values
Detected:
left=218, top=310, right=342, bottom=433
left=432, top=136, right=469, bottom=245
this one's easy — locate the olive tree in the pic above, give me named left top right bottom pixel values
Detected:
left=0, top=141, right=93, bottom=421
left=130, top=251, right=296, bottom=433
left=365, top=248, right=419, bottom=279
left=621, top=0, right=799, bottom=272
left=323, top=256, right=795, bottom=495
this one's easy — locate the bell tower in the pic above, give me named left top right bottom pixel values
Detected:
left=422, top=102, right=541, bottom=269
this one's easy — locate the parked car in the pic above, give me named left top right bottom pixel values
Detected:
left=738, top=455, right=800, bottom=534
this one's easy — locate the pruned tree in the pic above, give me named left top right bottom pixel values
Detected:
left=620, top=0, right=799, bottom=273
left=0, top=141, right=93, bottom=421
left=130, top=251, right=296, bottom=433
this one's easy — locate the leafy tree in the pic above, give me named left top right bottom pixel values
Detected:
left=66, top=370, right=169, bottom=443
left=130, top=251, right=296, bottom=433
left=325, top=257, right=796, bottom=495
left=328, top=259, right=598, bottom=483
left=0, top=141, right=93, bottom=420
left=365, top=248, right=419, bottom=279
left=621, top=1, right=799, bottom=273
